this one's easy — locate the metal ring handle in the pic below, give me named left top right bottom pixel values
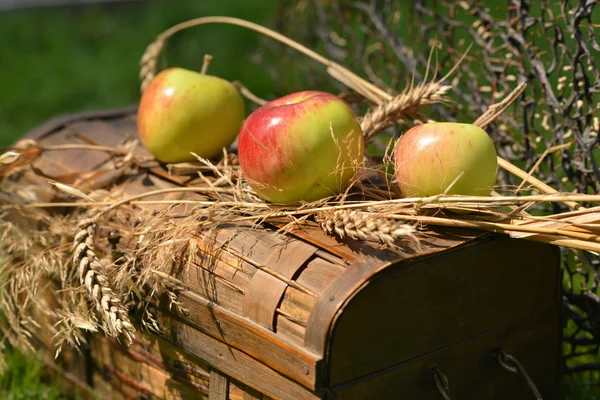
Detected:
left=496, top=348, right=543, bottom=400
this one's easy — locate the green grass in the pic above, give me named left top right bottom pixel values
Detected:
left=0, top=0, right=277, bottom=147
left=0, top=349, right=68, bottom=400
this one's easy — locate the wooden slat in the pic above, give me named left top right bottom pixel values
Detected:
left=22, top=105, right=138, bottom=142
left=209, top=369, right=229, bottom=400
left=275, top=315, right=306, bottom=346
left=213, top=226, right=285, bottom=264
left=91, top=335, right=210, bottom=399
left=278, top=297, right=311, bottom=325
left=180, top=261, right=247, bottom=315
left=69, top=119, right=146, bottom=156
left=157, top=287, right=321, bottom=390
left=156, top=310, right=321, bottom=400
left=295, top=258, right=346, bottom=295
left=242, top=385, right=264, bottom=400
left=244, top=240, right=317, bottom=329
left=268, top=219, right=360, bottom=263
left=28, top=127, right=112, bottom=180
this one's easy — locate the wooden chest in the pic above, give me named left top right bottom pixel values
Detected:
left=4, top=106, right=563, bottom=399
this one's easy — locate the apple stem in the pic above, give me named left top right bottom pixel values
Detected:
left=201, top=54, right=213, bottom=74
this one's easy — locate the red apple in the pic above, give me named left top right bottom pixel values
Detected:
left=137, top=67, right=245, bottom=163
left=238, top=90, right=364, bottom=204
left=394, top=122, right=498, bottom=197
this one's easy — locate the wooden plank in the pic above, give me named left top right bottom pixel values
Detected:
left=22, top=105, right=138, bottom=142
left=279, top=296, right=311, bottom=326
left=296, top=258, right=346, bottom=295
left=91, top=335, right=209, bottom=399
left=157, top=310, right=321, bottom=400
left=275, top=315, right=306, bottom=346
left=326, top=235, right=560, bottom=385
left=241, top=384, right=264, bottom=400
left=128, top=336, right=212, bottom=383
left=157, top=287, right=321, bottom=391
left=329, top=306, right=562, bottom=400
left=29, top=126, right=113, bottom=180
left=268, top=219, right=360, bottom=262
left=229, top=379, right=269, bottom=400
left=243, top=240, right=317, bottom=329
left=92, top=372, right=131, bottom=400
left=304, top=228, right=486, bottom=355
left=68, top=119, right=149, bottom=157
left=180, top=260, right=247, bottom=315
left=209, top=369, right=229, bottom=400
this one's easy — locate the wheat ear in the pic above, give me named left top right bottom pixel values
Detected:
left=317, top=209, right=417, bottom=247
left=360, top=82, right=451, bottom=141
left=72, top=219, right=135, bottom=344
left=139, top=38, right=165, bottom=93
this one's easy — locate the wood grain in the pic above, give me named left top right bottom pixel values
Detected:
left=268, top=219, right=359, bottom=263
left=210, top=369, right=229, bottom=400
left=91, top=335, right=210, bottom=399
left=244, top=239, right=317, bottom=329
left=157, top=287, right=321, bottom=390
left=22, top=104, right=138, bottom=142
left=157, top=310, right=321, bottom=400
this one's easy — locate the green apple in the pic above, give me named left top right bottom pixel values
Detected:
left=237, top=90, right=364, bottom=204
left=137, top=67, right=245, bottom=163
left=394, top=122, right=498, bottom=197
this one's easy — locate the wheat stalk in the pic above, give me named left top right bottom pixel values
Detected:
left=360, top=82, right=452, bottom=141
left=72, top=219, right=135, bottom=344
left=317, top=209, right=417, bottom=247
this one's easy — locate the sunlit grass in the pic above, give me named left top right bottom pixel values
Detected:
left=0, top=348, right=68, bottom=400
left=0, top=0, right=277, bottom=147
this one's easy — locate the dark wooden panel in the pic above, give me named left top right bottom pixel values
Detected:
left=327, top=235, right=561, bottom=385
left=329, top=306, right=562, bottom=400
left=304, top=228, right=484, bottom=355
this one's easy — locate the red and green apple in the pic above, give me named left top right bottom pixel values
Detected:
left=238, top=90, right=364, bottom=204
left=137, top=67, right=245, bottom=163
left=394, top=122, right=498, bottom=197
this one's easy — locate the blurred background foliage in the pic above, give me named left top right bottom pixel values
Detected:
left=0, top=0, right=281, bottom=147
